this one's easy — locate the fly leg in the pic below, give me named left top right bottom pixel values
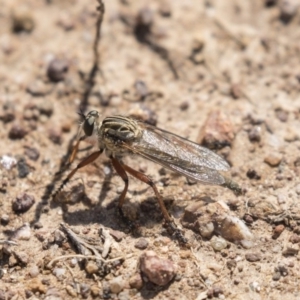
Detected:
left=53, top=150, right=103, bottom=199
left=110, top=158, right=138, bottom=231
left=112, top=158, right=187, bottom=244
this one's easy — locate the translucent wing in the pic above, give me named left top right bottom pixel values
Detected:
left=128, top=123, right=230, bottom=185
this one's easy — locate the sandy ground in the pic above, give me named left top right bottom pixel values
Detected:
left=1, top=0, right=300, bottom=299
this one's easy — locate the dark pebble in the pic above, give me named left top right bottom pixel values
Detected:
left=248, top=126, right=261, bottom=142
left=245, top=252, right=262, bottom=262
left=0, top=214, right=10, bottom=226
left=80, top=283, right=90, bottom=299
left=246, top=169, right=261, bottom=180
left=24, top=146, right=40, bottom=161
left=17, top=158, right=30, bottom=178
left=48, top=128, right=63, bottom=145
left=134, top=238, right=149, bottom=250
left=9, top=123, right=28, bottom=139
left=47, top=58, right=69, bottom=82
left=272, top=272, right=281, bottom=281
left=289, top=234, right=300, bottom=244
left=12, top=193, right=35, bottom=213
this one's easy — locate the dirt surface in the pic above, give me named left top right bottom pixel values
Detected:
left=1, top=0, right=300, bottom=299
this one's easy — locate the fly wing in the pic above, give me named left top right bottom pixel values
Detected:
left=129, top=123, right=230, bottom=185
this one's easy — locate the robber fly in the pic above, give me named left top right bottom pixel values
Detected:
left=56, top=110, right=238, bottom=243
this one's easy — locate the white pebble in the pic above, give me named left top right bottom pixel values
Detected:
left=1, top=155, right=17, bottom=170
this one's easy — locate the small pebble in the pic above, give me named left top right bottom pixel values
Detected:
left=109, top=276, right=125, bottom=294
left=53, top=268, right=66, bottom=280
left=264, top=153, right=282, bottom=167
left=48, top=128, right=63, bottom=145
left=9, top=123, right=28, bottom=139
left=47, top=58, right=69, bottom=82
left=198, top=110, right=235, bottom=149
left=139, top=250, right=176, bottom=286
left=27, top=278, right=46, bottom=294
left=11, top=7, right=35, bottom=33
left=1, top=214, right=10, bottom=225
left=109, top=229, right=126, bottom=242
left=12, top=223, right=31, bottom=240
left=289, top=234, right=300, bottom=244
left=279, top=0, right=299, bottom=23
left=12, top=193, right=35, bottom=213
left=29, top=265, right=39, bottom=277
left=246, top=169, right=261, bottom=180
left=24, top=146, right=40, bottom=161
left=272, top=272, right=281, bottom=281
left=282, top=244, right=299, bottom=256
left=0, top=155, right=17, bottom=170
left=80, top=283, right=90, bottom=298
left=129, top=273, right=143, bottom=290
left=66, top=285, right=77, bottom=297
left=85, top=261, right=99, bottom=275
left=14, top=251, right=29, bottom=265
left=90, top=285, right=100, bottom=298
left=245, top=252, right=262, bottom=262
left=248, top=126, right=261, bottom=142
left=134, top=238, right=149, bottom=250
left=272, top=224, right=285, bottom=239
left=37, top=100, right=54, bottom=117
left=17, top=158, right=30, bottom=178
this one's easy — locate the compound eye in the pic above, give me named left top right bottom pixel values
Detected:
left=83, top=115, right=95, bottom=136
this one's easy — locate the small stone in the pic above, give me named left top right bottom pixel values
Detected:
left=48, top=128, right=63, bottom=145
left=80, top=283, right=90, bottom=299
left=264, top=153, right=282, bottom=167
left=26, top=80, right=49, bottom=96
left=272, top=272, right=281, bottom=281
left=279, top=0, right=299, bottom=23
left=246, top=169, right=261, bottom=180
left=295, top=184, right=300, bottom=195
left=14, top=251, right=29, bottom=265
left=54, top=229, right=65, bottom=245
left=12, top=223, right=31, bottom=240
left=248, top=126, right=261, bottom=142
left=109, top=229, right=126, bottom=242
left=29, top=265, right=39, bottom=277
left=66, top=285, right=77, bottom=297
left=129, top=273, right=143, bottom=290
left=47, top=58, right=69, bottom=82
left=90, top=285, right=100, bottom=298
left=272, top=224, right=285, bottom=239
left=179, top=101, right=189, bottom=111
left=9, top=123, right=28, bottom=139
left=17, top=158, right=30, bottom=178
left=118, top=290, right=131, bottom=300
left=276, top=264, right=289, bottom=276
left=275, top=108, right=288, bottom=122
left=24, top=146, right=40, bottom=161
left=12, top=193, right=35, bottom=213
left=11, top=7, right=35, bottom=33
left=0, top=214, right=10, bottom=225
left=85, top=261, right=99, bottom=275
left=289, top=234, right=300, bottom=244
left=134, top=238, right=149, bottom=250
left=37, top=99, right=54, bottom=117
left=198, top=221, right=214, bottom=239
left=245, top=253, right=262, bottom=262
left=0, top=155, right=17, bottom=170
left=109, top=276, right=125, bottom=294
left=27, top=278, right=46, bottom=294
left=282, top=244, right=299, bottom=256
left=198, top=110, right=235, bottom=149
left=139, top=250, right=176, bottom=286
left=53, top=268, right=66, bottom=280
